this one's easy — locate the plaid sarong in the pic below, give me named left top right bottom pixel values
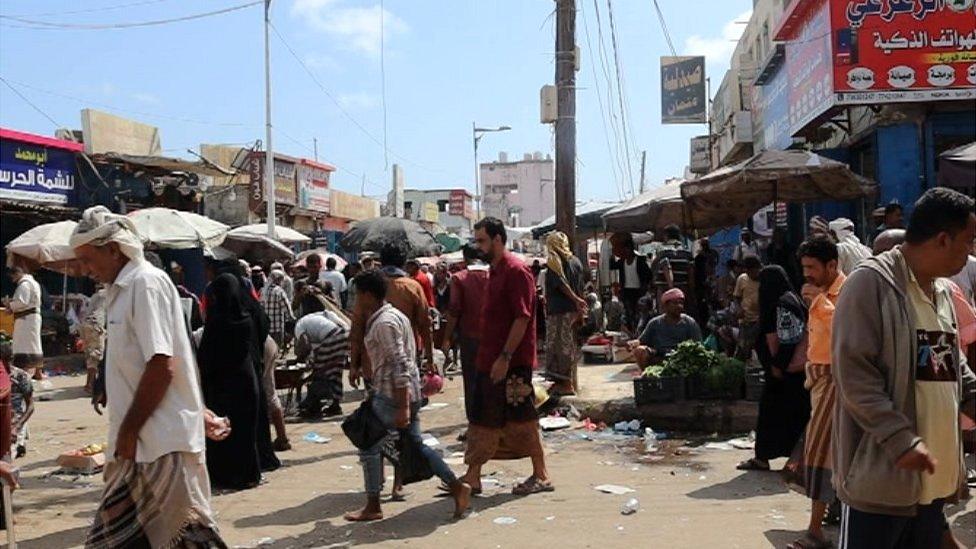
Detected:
left=86, top=452, right=225, bottom=549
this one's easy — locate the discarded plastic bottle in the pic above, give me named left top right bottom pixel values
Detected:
left=621, top=498, right=640, bottom=515
left=643, top=428, right=658, bottom=453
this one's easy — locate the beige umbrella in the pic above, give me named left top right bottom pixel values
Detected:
left=4, top=220, right=83, bottom=275
left=227, top=224, right=311, bottom=244
left=127, top=207, right=229, bottom=250
left=681, top=150, right=877, bottom=230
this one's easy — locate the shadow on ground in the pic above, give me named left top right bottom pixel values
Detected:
left=764, top=528, right=836, bottom=548
left=687, top=471, right=788, bottom=500
left=259, top=492, right=519, bottom=548
left=21, top=525, right=91, bottom=548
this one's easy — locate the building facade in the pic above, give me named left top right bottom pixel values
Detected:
left=402, top=188, right=474, bottom=233
left=480, top=151, right=555, bottom=228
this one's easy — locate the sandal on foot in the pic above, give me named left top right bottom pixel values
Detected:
left=438, top=482, right=481, bottom=496
left=512, top=476, right=554, bottom=496
left=736, top=458, right=769, bottom=471
left=786, top=533, right=832, bottom=549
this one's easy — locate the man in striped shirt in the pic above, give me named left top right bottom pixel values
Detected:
left=295, top=310, right=350, bottom=418
left=261, top=269, right=296, bottom=347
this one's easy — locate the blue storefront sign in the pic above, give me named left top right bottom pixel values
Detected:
left=753, top=64, right=792, bottom=152
left=0, top=135, right=78, bottom=205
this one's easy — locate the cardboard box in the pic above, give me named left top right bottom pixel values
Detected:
left=57, top=451, right=105, bottom=474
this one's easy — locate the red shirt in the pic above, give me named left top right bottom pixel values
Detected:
left=448, top=265, right=489, bottom=340
left=413, top=272, right=435, bottom=307
left=476, top=252, right=537, bottom=372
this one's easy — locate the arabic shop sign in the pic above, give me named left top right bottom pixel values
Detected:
left=297, top=161, right=331, bottom=214
left=449, top=189, right=472, bottom=218
left=247, top=153, right=297, bottom=212
left=0, top=137, right=77, bottom=205
left=833, top=0, right=976, bottom=104
left=752, top=63, right=792, bottom=151
left=786, top=1, right=835, bottom=135
left=661, top=56, right=707, bottom=124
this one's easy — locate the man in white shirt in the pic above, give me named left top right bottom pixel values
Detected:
left=950, top=250, right=976, bottom=305
left=4, top=265, right=43, bottom=377
left=320, top=256, right=347, bottom=306
left=731, top=228, right=762, bottom=263
left=71, top=206, right=224, bottom=547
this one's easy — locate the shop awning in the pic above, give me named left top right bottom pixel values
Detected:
left=938, top=142, right=975, bottom=190
left=95, top=153, right=235, bottom=177
left=602, top=182, right=689, bottom=233
left=531, top=200, right=619, bottom=238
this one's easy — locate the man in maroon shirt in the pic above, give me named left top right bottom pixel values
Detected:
left=460, top=217, right=552, bottom=496
left=441, top=243, right=490, bottom=422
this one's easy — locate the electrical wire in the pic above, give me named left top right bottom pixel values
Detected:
left=606, top=0, right=636, bottom=196
left=0, top=78, right=252, bottom=128
left=0, top=76, right=66, bottom=129
left=590, top=0, right=630, bottom=199
left=2, top=0, right=174, bottom=19
left=268, top=21, right=448, bottom=177
left=380, top=0, right=389, bottom=171
left=0, top=1, right=261, bottom=30
left=579, top=1, right=623, bottom=200
left=651, top=0, right=678, bottom=56
left=276, top=127, right=385, bottom=193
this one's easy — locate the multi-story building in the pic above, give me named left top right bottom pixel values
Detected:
left=402, top=188, right=474, bottom=234
left=480, top=151, right=554, bottom=228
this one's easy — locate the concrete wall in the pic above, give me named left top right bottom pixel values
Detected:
left=81, top=109, right=162, bottom=156
left=480, top=154, right=554, bottom=227
left=402, top=188, right=472, bottom=232
left=203, top=183, right=253, bottom=226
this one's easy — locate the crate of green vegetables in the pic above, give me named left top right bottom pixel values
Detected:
left=634, top=365, right=686, bottom=404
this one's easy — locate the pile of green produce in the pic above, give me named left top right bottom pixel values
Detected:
left=642, top=341, right=745, bottom=392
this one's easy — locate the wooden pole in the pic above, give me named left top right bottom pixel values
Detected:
left=639, top=150, right=647, bottom=194
left=555, top=0, right=576, bottom=247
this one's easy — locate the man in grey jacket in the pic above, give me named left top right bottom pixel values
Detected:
left=832, top=187, right=976, bottom=548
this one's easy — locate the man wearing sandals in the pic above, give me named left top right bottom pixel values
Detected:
left=832, top=189, right=976, bottom=548
left=460, top=217, right=554, bottom=497
left=788, top=236, right=845, bottom=549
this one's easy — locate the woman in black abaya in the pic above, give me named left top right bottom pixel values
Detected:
left=198, top=273, right=263, bottom=489
left=737, top=265, right=811, bottom=471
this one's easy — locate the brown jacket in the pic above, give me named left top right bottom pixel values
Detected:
left=350, top=268, right=431, bottom=377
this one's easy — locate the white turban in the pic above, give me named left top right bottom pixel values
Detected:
left=828, top=218, right=857, bottom=242
left=69, top=206, right=144, bottom=260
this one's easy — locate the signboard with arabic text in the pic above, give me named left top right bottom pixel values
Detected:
left=786, top=1, right=835, bottom=135
left=832, top=0, right=976, bottom=104
left=448, top=189, right=472, bottom=218
left=661, top=56, right=707, bottom=124
left=297, top=161, right=332, bottom=214
left=0, top=136, right=78, bottom=205
left=247, top=153, right=297, bottom=212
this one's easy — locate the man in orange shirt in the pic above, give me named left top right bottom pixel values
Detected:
left=792, top=236, right=845, bottom=549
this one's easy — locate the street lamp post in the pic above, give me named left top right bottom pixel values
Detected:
left=472, top=123, right=511, bottom=221
left=264, top=0, right=276, bottom=239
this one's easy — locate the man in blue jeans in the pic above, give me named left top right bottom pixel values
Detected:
left=344, top=269, right=472, bottom=522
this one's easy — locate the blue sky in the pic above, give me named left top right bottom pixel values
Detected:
left=0, top=0, right=751, bottom=203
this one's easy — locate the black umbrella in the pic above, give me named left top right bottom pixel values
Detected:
left=339, top=217, right=440, bottom=258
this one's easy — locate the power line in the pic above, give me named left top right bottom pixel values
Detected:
left=579, top=1, right=623, bottom=200
left=380, top=0, right=389, bottom=171
left=651, top=0, right=678, bottom=56
left=606, top=0, right=636, bottom=196
left=0, top=1, right=261, bottom=30
left=276, top=127, right=385, bottom=193
left=0, top=76, right=65, bottom=129
left=3, top=0, right=174, bottom=19
left=590, top=0, right=630, bottom=199
left=268, top=22, right=447, bottom=177
left=0, top=78, right=251, bottom=128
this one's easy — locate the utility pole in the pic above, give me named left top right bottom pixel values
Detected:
left=313, top=137, right=318, bottom=161
left=639, top=150, right=647, bottom=194
left=554, top=0, right=576, bottom=247
left=264, top=0, right=276, bottom=239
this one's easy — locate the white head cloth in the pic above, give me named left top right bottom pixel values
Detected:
left=828, top=218, right=858, bottom=243
left=69, top=206, right=145, bottom=260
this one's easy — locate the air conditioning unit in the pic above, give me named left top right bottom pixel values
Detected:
left=540, top=85, right=557, bottom=124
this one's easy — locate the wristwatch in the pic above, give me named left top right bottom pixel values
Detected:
left=499, top=350, right=512, bottom=362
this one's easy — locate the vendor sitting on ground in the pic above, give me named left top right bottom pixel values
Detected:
left=627, top=288, right=702, bottom=367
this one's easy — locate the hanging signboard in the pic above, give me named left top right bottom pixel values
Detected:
left=830, top=0, right=976, bottom=104
left=297, top=160, right=332, bottom=214
left=0, top=130, right=80, bottom=205
left=752, top=64, right=792, bottom=151
left=689, top=136, right=711, bottom=174
left=661, top=56, right=707, bottom=124
left=448, top=189, right=471, bottom=217
left=247, top=153, right=297, bottom=212
left=785, top=1, right=835, bottom=136
left=421, top=202, right=440, bottom=223
left=331, top=189, right=380, bottom=221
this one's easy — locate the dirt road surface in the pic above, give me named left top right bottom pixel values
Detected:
left=8, top=374, right=975, bottom=548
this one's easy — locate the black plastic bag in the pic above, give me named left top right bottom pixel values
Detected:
left=341, top=400, right=388, bottom=450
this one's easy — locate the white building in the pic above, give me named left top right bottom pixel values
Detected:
left=480, top=151, right=554, bottom=228
left=402, top=188, right=474, bottom=233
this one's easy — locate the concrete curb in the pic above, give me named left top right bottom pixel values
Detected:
left=557, top=396, right=759, bottom=434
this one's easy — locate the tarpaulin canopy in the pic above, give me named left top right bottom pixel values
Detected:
left=938, top=142, right=975, bottom=190
left=127, top=207, right=228, bottom=250
left=227, top=224, right=311, bottom=244
left=95, top=153, right=235, bottom=177
left=531, top=201, right=619, bottom=238
left=218, top=235, right=295, bottom=263
left=602, top=182, right=686, bottom=233
left=681, top=149, right=876, bottom=230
